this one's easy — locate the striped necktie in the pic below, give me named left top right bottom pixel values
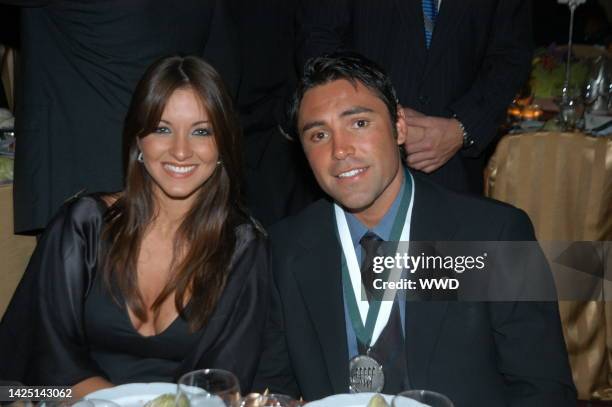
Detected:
left=360, top=231, right=383, bottom=301
left=422, top=0, right=438, bottom=48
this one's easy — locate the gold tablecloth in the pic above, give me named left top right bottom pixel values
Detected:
left=485, top=132, right=612, bottom=400
left=0, top=183, right=35, bottom=318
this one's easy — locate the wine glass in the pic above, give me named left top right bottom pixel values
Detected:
left=177, top=369, right=241, bottom=407
left=583, top=81, right=597, bottom=112
left=605, top=80, right=612, bottom=114
left=392, top=390, right=454, bottom=407
left=584, top=55, right=612, bottom=115
left=555, top=85, right=585, bottom=131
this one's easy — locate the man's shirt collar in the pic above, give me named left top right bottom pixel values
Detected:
left=344, top=176, right=406, bottom=249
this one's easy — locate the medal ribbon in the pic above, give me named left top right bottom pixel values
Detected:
left=336, top=169, right=414, bottom=348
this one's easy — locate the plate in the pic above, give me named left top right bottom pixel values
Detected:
left=86, top=383, right=177, bottom=407
left=304, top=393, right=395, bottom=407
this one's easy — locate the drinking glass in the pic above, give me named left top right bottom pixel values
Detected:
left=555, top=85, right=585, bottom=131
left=392, top=390, right=454, bottom=407
left=177, top=369, right=241, bottom=407
left=584, top=81, right=597, bottom=112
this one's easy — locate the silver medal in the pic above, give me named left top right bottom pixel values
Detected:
left=349, top=355, right=384, bottom=393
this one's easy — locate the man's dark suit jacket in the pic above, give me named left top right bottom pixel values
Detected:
left=225, top=0, right=319, bottom=227
left=253, top=173, right=576, bottom=407
left=298, top=0, right=533, bottom=193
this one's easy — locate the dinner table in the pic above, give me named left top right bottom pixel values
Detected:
left=0, top=182, right=35, bottom=318
left=485, top=129, right=612, bottom=402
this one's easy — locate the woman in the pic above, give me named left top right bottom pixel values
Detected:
left=0, top=56, right=268, bottom=396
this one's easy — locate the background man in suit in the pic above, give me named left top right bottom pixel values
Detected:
left=5, top=0, right=238, bottom=234
left=298, top=0, right=532, bottom=194
left=252, top=53, right=575, bottom=406
left=225, top=0, right=319, bottom=227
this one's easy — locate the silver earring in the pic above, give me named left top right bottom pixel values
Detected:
left=216, top=160, right=222, bottom=166
left=137, top=151, right=144, bottom=163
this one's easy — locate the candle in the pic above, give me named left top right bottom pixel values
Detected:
left=507, top=105, right=522, bottom=118
left=521, top=105, right=543, bottom=120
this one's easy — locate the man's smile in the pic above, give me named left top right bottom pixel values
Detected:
left=336, top=167, right=368, bottom=179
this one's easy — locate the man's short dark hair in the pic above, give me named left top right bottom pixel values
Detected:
left=287, top=52, right=399, bottom=139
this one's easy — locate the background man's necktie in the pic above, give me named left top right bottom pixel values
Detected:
left=422, top=0, right=438, bottom=48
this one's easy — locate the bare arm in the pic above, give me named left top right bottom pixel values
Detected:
left=72, top=377, right=114, bottom=399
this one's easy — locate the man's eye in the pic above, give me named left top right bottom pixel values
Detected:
left=154, top=126, right=171, bottom=134
left=354, top=119, right=369, bottom=128
left=193, top=128, right=212, bottom=136
left=310, top=131, right=328, bottom=142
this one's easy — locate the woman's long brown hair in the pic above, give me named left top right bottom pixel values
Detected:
left=100, top=56, right=246, bottom=331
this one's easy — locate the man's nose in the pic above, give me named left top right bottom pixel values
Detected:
left=332, top=131, right=355, bottom=160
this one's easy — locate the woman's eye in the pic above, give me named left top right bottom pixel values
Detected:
left=154, top=126, right=171, bottom=134
left=193, top=128, right=212, bottom=136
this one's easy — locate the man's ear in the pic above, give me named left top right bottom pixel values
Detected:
left=395, top=105, right=407, bottom=145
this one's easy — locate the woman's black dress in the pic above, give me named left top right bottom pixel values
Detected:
left=0, top=195, right=269, bottom=391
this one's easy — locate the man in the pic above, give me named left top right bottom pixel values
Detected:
left=298, top=0, right=532, bottom=194
left=226, top=0, right=319, bottom=226
left=252, top=53, right=576, bottom=406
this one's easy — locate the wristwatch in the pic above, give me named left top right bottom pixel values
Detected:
left=453, top=115, right=474, bottom=149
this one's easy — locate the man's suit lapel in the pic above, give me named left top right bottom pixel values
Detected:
left=292, top=201, right=350, bottom=395
left=424, top=0, right=469, bottom=72
left=404, top=174, right=458, bottom=389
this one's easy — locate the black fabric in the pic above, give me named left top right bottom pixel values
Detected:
left=297, top=0, right=533, bottom=194
left=244, top=128, right=319, bottom=227
left=0, top=195, right=270, bottom=390
left=227, top=0, right=319, bottom=226
left=84, top=266, right=201, bottom=384
left=359, top=231, right=383, bottom=300
left=253, top=172, right=577, bottom=406
left=356, top=301, right=409, bottom=394
left=11, top=1, right=240, bottom=233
